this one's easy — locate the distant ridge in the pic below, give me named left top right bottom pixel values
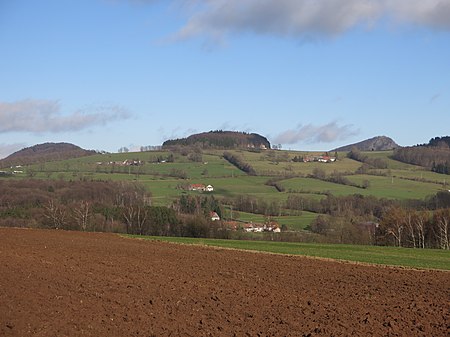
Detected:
left=0, top=142, right=96, bottom=168
left=163, top=130, right=271, bottom=150
left=333, top=136, right=400, bottom=152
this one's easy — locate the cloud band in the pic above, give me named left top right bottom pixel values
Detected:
left=172, top=0, right=450, bottom=42
left=0, top=99, right=131, bottom=133
left=274, top=121, right=360, bottom=145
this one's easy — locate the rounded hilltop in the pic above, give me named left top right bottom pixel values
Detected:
left=0, top=142, right=96, bottom=168
left=162, top=130, right=271, bottom=150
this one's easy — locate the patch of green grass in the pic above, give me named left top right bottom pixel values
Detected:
left=279, top=174, right=443, bottom=200
left=363, top=151, right=424, bottom=170
left=391, top=169, right=450, bottom=185
left=205, top=176, right=277, bottom=198
left=129, top=235, right=450, bottom=270
left=21, top=148, right=447, bottom=208
left=139, top=179, right=186, bottom=206
left=26, top=151, right=243, bottom=180
left=276, top=212, right=318, bottom=230
left=235, top=150, right=361, bottom=176
left=280, top=177, right=362, bottom=196
left=221, top=209, right=317, bottom=231
left=346, top=174, right=443, bottom=199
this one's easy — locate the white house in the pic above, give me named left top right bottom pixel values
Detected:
left=210, top=212, right=220, bottom=221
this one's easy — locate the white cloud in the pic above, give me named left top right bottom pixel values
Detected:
left=274, top=121, right=359, bottom=145
left=170, top=0, right=450, bottom=42
left=158, top=126, right=199, bottom=142
left=0, top=99, right=131, bottom=133
left=386, top=0, right=450, bottom=30
left=176, top=0, right=380, bottom=41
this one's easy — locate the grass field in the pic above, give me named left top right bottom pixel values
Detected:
left=129, top=235, right=450, bottom=270
left=345, top=174, right=443, bottom=199
left=14, top=148, right=449, bottom=212
left=221, top=209, right=318, bottom=230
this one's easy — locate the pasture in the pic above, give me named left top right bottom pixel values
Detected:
left=11, top=147, right=449, bottom=231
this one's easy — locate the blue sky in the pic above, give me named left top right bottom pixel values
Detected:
left=1, top=0, right=449, bottom=157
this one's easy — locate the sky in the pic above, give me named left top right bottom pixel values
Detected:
left=1, top=0, right=449, bottom=158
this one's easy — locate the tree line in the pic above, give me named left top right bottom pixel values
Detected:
left=347, top=148, right=388, bottom=169
left=1, top=178, right=449, bottom=248
left=223, top=152, right=257, bottom=175
left=227, top=191, right=450, bottom=249
left=392, top=137, right=450, bottom=175
left=0, top=179, right=227, bottom=238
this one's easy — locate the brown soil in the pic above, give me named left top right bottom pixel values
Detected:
left=0, top=228, right=449, bottom=337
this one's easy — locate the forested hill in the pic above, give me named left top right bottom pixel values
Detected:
left=428, top=136, right=450, bottom=148
left=163, top=131, right=271, bottom=149
left=0, top=143, right=97, bottom=168
left=392, top=136, right=450, bottom=175
left=333, top=136, right=400, bottom=152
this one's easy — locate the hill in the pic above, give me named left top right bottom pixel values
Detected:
left=392, top=136, right=450, bottom=174
left=333, top=136, right=400, bottom=152
left=0, top=142, right=96, bottom=168
left=162, top=130, right=271, bottom=150
left=428, top=136, right=450, bottom=148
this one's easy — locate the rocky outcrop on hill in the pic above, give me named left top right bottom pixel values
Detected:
left=333, top=136, right=400, bottom=152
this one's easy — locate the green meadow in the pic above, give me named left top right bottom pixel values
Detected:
left=129, top=235, right=450, bottom=270
left=15, top=147, right=449, bottom=231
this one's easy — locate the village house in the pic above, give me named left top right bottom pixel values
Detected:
left=188, top=184, right=214, bottom=192
left=222, top=220, right=280, bottom=232
left=122, top=159, right=143, bottom=166
left=189, top=184, right=206, bottom=191
left=246, top=144, right=268, bottom=150
left=243, top=223, right=264, bottom=233
left=303, top=155, right=336, bottom=163
left=210, top=211, right=220, bottom=221
left=243, top=221, right=280, bottom=233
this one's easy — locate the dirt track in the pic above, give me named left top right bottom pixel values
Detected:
left=0, top=228, right=449, bottom=336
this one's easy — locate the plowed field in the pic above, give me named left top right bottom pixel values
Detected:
left=0, top=228, right=449, bottom=336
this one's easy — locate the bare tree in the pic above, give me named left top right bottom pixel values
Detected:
left=414, top=211, right=429, bottom=249
left=382, top=207, right=405, bottom=247
left=123, top=203, right=136, bottom=234
left=135, top=205, right=148, bottom=235
left=73, top=201, right=91, bottom=231
left=44, top=199, right=67, bottom=229
left=405, top=210, right=416, bottom=248
left=122, top=203, right=148, bottom=235
left=435, top=209, right=450, bottom=250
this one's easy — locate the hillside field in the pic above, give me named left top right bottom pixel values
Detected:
left=3, top=148, right=449, bottom=231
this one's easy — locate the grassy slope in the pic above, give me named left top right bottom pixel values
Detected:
left=12, top=148, right=449, bottom=221
left=129, top=235, right=450, bottom=271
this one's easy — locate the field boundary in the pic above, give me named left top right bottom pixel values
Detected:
left=123, top=235, right=450, bottom=271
